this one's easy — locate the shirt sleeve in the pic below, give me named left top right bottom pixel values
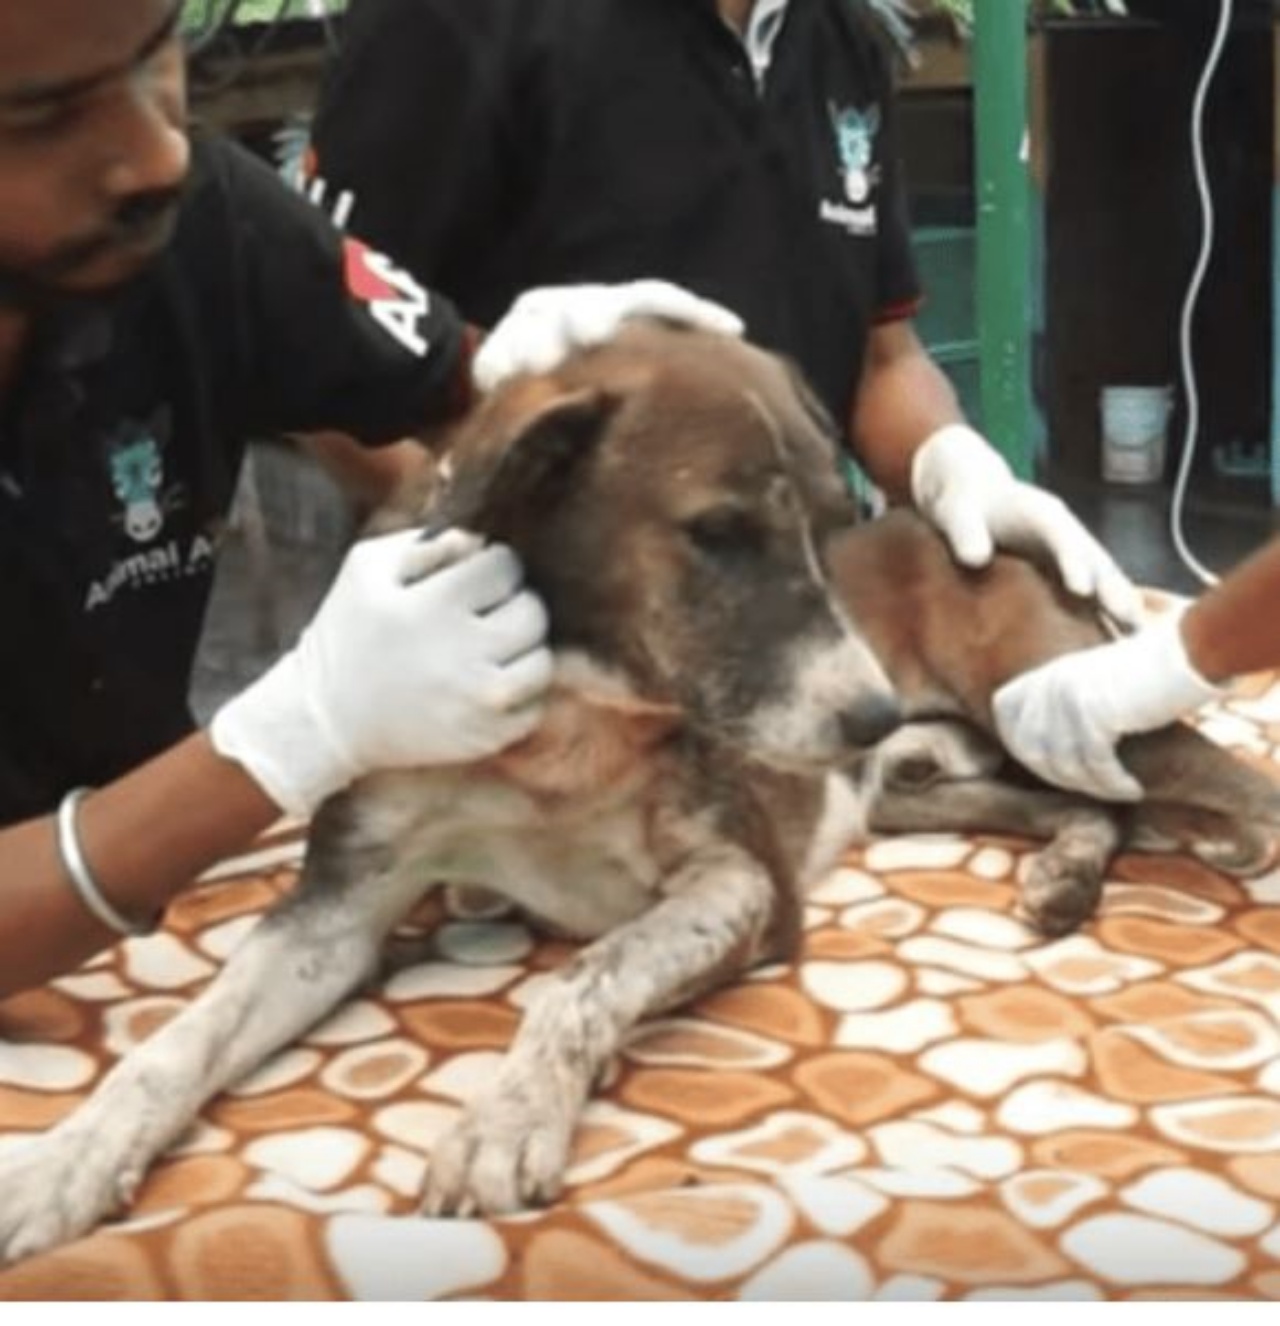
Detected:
left=870, top=50, right=922, bottom=324
left=304, top=0, right=516, bottom=308
left=211, top=138, right=474, bottom=444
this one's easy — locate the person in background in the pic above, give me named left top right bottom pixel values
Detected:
left=0, top=0, right=741, bottom=996
left=303, top=0, right=1140, bottom=624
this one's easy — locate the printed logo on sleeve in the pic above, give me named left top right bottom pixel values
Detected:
left=343, top=238, right=432, bottom=358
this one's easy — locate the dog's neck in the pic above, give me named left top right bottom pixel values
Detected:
left=477, top=656, right=683, bottom=803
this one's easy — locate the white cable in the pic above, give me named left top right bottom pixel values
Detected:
left=1170, top=0, right=1235, bottom=588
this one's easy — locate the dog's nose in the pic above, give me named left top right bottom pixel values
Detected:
left=838, top=694, right=903, bottom=749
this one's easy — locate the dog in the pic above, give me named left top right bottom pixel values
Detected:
left=830, top=511, right=1280, bottom=935
left=0, top=321, right=1276, bottom=1260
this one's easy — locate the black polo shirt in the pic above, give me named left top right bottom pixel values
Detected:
left=306, top=0, right=921, bottom=432
left=0, top=134, right=469, bottom=826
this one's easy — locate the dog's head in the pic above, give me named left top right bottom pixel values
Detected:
left=416, top=321, right=901, bottom=769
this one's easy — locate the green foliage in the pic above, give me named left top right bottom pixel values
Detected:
left=927, top=0, right=1090, bottom=32
left=180, top=0, right=347, bottom=31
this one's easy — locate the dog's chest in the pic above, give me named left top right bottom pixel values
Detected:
left=449, top=806, right=668, bottom=939
left=361, top=765, right=676, bottom=941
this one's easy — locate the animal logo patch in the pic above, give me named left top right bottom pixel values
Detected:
left=84, top=413, right=213, bottom=613
left=819, top=102, right=882, bottom=237
left=830, top=102, right=882, bottom=205
left=107, top=417, right=181, bottom=545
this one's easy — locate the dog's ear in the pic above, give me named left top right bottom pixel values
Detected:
left=423, top=387, right=619, bottom=538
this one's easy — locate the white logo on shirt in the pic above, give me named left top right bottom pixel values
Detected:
left=84, top=533, right=217, bottom=613
left=821, top=101, right=882, bottom=237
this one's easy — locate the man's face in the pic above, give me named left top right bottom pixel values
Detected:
left=0, top=0, right=189, bottom=305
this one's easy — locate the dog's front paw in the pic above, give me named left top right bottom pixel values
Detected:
left=422, top=1086, right=574, bottom=1218
left=1019, top=846, right=1105, bottom=938
left=0, top=1131, right=133, bottom=1265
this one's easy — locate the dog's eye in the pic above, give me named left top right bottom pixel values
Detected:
left=683, top=509, right=762, bottom=556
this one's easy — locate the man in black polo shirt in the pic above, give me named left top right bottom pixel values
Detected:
left=0, top=0, right=741, bottom=996
left=306, top=0, right=1140, bottom=621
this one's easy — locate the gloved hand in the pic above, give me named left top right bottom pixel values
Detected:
left=992, top=608, right=1223, bottom=801
left=473, top=280, right=745, bottom=392
left=211, top=529, right=552, bottom=817
left=911, top=424, right=1142, bottom=629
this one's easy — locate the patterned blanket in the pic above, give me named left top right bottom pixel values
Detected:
left=4, top=674, right=1280, bottom=1301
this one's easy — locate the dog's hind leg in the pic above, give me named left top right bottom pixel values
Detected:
left=1128, top=801, right=1278, bottom=875
left=0, top=792, right=427, bottom=1265
left=422, top=846, right=776, bottom=1218
left=1121, top=724, right=1280, bottom=827
left=1119, top=724, right=1280, bottom=872
left=870, top=777, right=1125, bottom=938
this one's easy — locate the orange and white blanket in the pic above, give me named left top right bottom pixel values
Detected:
left=4, top=676, right=1280, bottom=1301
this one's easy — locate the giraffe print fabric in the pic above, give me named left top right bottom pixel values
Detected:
left=4, top=641, right=1280, bottom=1299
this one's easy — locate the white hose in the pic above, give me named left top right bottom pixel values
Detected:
left=1170, top=0, right=1235, bottom=588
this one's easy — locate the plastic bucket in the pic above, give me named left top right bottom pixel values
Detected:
left=1100, top=385, right=1173, bottom=485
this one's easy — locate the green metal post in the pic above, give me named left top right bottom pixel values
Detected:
left=972, top=0, right=1033, bottom=478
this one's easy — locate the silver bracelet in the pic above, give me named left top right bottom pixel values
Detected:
left=55, top=788, right=153, bottom=939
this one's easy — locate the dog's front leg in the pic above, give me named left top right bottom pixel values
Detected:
left=0, top=886, right=390, bottom=1265
left=871, top=778, right=1124, bottom=937
left=423, top=847, right=776, bottom=1217
left=0, top=787, right=435, bottom=1266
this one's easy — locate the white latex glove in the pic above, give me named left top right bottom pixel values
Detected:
left=911, top=424, right=1142, bottom=629
left=473, top=280, right=745, bottom=392
left=211, top=529, right=552, bottom=817
left=992, top=608, right=1222, bottom=801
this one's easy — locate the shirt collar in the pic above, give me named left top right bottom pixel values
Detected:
left=727, top=0, right=792, bottom=91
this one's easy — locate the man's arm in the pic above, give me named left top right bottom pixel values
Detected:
left=1183, top=537, right=1280, bottom=683
left=0, top=529, right=553, bottom=1001
left=0, top=735, right=278, bottom=1000
left=849, top=36, right=1135, bottom=624
left=850, top=320, right=965, bottom=501
left=852, top=322, right=1139, bottom=626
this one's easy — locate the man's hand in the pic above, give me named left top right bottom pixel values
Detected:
left=211, top=529, right=552, bottom=817
left=992, top=610, right=1222, bottom=801
left=911, top=425, right=1142, bottom=629
left=474, top=280, right=745, bottom=392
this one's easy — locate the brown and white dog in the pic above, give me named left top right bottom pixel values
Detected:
left=831, top=512, right=1280, bottom=935
left=0, top=322, right=1276, bottom=1259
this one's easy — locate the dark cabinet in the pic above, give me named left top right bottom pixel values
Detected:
left=1043, top=1, right=1273, bottom=490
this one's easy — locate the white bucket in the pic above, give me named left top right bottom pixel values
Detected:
left=1100, top=385, right=1173, bottom=485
